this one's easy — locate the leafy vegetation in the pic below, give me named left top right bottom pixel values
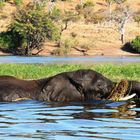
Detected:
left=0, top=64, right=139, bottom=81
left=131, top=36, right=140, bottom=53
left=134, top=10, right=140, bottom=26
left=0, top=0, right=22, bottom=8
left=0, top=30, right=21, bottom=53
left=75, top=0, right=95, bottom=23
left=0, top=3, right=60, bottom=55
left=52, top=38, right=79, bottom=55
left=0, top=0, right=140, bottom=56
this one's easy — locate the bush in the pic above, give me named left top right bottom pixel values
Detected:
left=48, top=7, right=62, bottom=22
left=75, top=1, right=95, bottom=23
left=0, top=30, right=21, bottom=51
left=0, top=32, right=12, bottom=49
left=83, top=0, right=95, bottom=8
left=14, top=0, right=23, bottom=6
left=131, top=36, right=140, bottom=53
left=0, top=0, right=22, bottom=8
left=9, top=4, right=60, bottom=55
left=75, top=4, right=83, bottom=14
left=52, top=38, right=79, bottom=56
left=0, top=0, right=5, bottom=8
left=134, top=15, right=140, bottom=26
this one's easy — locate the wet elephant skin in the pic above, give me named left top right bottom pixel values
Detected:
left=0, top=69, right=139, bottom=102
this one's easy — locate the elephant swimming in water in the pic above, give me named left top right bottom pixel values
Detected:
left=0, top=69, right=139, bottom=102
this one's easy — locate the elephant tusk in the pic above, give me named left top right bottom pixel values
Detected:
left=120, top=93, right=136, bottom=101
left=13, top=98, right=31, bottom=101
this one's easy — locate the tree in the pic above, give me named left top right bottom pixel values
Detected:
left=10, top=3, right=60, bottom=55
left=49, top=8, right=79, bottom=47
left=105, top=0, right=115, bottom=23
left=105, top=0, right=127, bottom=24
left=113, top=3, right=130, bottom=44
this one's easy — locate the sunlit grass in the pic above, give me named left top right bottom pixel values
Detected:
left=0, top=64, right=139, bottom=81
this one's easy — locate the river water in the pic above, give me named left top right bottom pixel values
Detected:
left=0, top=100, right=140, bottom=140
left=0, top=56, right=140, bottom=63
left=0, top=55, right=140, bottom=140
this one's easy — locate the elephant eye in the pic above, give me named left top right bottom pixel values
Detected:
left=97, top=83, right=102, bottom=88
left=98, top=83, right=101, bottom=86
left=97, top=80, right=102, bottom=88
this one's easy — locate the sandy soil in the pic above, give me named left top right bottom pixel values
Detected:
left=0, top=0, right=140, bottom=57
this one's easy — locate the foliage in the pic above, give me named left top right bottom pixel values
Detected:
left=134, top=15, right=140, bottom=26
left=76, top=1, right=101, bottom=23
left=134, top=10, right=140, bottom=26
left=131, top=36, right=140, bottom=53
left=0, top=31, right=13, bottom=49
left=48, top=7, right=62, bottom=22
left=9, top=4, right=60, bottom=55
left=0, top=0, right=22, bottom=7
left=70, top=32, right=77, bottom=38
left=114, top=0, right=127, bottom=4
left=14, top=0, right=23, bottom=6
left=0, top=30, right=21, bottom=53
left=75, top=4, right=83, bottom=14
left=49, top=8, right=80, bottom=48
left=0, top=0, right=5, bottom=8
left=83, top=0, right=95, bottom=8
left=105, top=0, right=126, bottom=4
left=52, top=38, right=79, bottom=56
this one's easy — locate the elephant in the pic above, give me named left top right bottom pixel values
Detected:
left=0, top=69, right=139, bottom=102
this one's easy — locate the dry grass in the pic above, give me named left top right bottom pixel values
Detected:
left=0, top=0, right=140, bottom=56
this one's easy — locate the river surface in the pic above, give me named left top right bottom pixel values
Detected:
left=0, top=56, right=140, bottom=63
left=0, top=56, right=140, bottom=140
left=0, top=100, right=140, bottom=140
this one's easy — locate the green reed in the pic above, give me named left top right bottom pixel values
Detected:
left=0, top=64, right=139, bottom=81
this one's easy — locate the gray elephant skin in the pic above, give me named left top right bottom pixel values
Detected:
left=0, top=69, right=139, bottom=102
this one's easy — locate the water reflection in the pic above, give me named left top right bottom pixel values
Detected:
left=0, top=100, right=140, bottom=140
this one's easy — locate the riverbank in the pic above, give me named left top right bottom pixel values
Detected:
left=0, top=64, right=139, bottom=81
left=0, top=45, right=140, bottom=57
left=1, top=1, right=140, bottom=57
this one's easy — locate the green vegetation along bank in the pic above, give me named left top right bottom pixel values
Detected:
left=0, top=64, right=139, bottom=81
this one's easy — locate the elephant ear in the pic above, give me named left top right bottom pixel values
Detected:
left=68, top=71, right=86, bottom=92
left=68, top=77, right=83, bottom=92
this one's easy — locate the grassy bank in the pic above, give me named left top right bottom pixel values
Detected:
left=0, top=64, right=139, bottom=81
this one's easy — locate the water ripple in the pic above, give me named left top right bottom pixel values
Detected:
left=0, top=100, right=140, bottom=140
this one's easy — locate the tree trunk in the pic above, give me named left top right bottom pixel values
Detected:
left=120, top=16, right=128, bottom=44
left=25, top=46, right=32, bottom=56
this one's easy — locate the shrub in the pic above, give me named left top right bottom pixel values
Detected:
left=75, top=4, right=83, bottom=14
left=0, top=32, right=12, bottom=49
left=134, top=15, right=140, bottom=26
left=9, top=4, right=60, bottom=55
left=14, top=0, right=23, bottom=6
left=0, top=0, right=22, bottom=8
left=0, top=30, right=21, bottom=52
left=131, top=36, right=140, bottom=53
left=70, top=32, right=77, bottom=38
left=83, top=0, right=95, bottom=8
left=48, top=7, right=62, bottom=22
left=52, top=38, right=79, bottom=56
left=0, top=0, right=5, bottom=8
left=75, top=1, right=95, bottom=23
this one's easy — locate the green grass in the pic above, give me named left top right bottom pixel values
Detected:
left=0, top=64, right=139, bottom=81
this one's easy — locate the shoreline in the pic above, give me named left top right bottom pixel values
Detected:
left=0, top=49, right=140, bottom=57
